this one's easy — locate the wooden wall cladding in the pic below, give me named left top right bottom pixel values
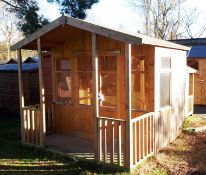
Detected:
left=51, top=29, right=155, bottom=140
left=188, top=58, right=206, bottom=105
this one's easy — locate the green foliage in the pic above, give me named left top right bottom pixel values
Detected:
left=48, top=0, right=99, bottom=19
left=13, top=0, right=49, bottom=36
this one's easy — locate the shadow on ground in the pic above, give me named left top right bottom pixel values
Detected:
left=0, top=112, right=128, bottom=175
left=194, top=105, right=206, bottom=114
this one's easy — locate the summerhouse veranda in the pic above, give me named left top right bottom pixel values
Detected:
left=11, top=15, right=189, bottom=169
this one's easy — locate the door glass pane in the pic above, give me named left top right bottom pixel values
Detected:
left=56, top=59, right=71, bottom=71
left=99, top=56, right=117, bottom=107
left=56, top=71, right=71, bottom=102
left=78, top=73, right=92, bottom=105
left=100, top=73, right=117, bottom=107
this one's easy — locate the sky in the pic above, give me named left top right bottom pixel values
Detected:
left=0, top=0, right=206, bottom=42
left=38, top=0, right=206, bottom=35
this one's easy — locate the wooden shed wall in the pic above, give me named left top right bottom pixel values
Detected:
left=0, top=71, right=39, bottom=112
left=155, top=47, right=187, bottom=141
left=188, top=58, right=206, bottom=105
left=51, top=28, right=155, bottom=140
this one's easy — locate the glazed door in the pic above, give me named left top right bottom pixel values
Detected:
left=98, top=55, right=118, bottom=119
left=75, top=55, right=93, bottom=140
left=53, top=58, right=75, bottom=135
left=73, top=54, right=121, bottom=140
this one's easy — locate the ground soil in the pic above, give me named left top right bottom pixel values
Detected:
left=135, top=105, right=206, bottom=175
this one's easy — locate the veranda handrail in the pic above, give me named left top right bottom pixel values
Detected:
left=97, top=116, right=126, bottom=122
left=131, top=112, right=155, bottom=123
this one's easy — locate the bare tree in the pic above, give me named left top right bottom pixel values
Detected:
left=130, top=0, right=206, bottom=39
left=0, top=0, right=20, bottom=60
left=182, top=8, right=206, bottom=38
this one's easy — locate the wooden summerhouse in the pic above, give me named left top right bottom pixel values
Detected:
left=11, top=15, right=190, bottom=169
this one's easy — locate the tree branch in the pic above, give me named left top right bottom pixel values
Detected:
left=0, top=0, right=25, bottom=11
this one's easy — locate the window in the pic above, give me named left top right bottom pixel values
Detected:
left=77, top=55, right=92, bottom=105
left=131, top=55, right=148, bottom=111
left=160, top=57, right=171, bottom=107
left=55, top=59, right=71, bottom=103
left=99, top=55, right=117, bottom=107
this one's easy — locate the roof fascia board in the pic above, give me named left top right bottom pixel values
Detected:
left=141, top=36, right=190, bottom=51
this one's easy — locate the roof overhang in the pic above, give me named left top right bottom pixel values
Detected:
left=11, top=15, right=190, bottom=51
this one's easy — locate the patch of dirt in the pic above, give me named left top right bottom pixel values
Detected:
left=135, top=131, right=206, bottom=175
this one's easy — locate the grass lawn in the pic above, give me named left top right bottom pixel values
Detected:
left=183, top=115, right=206, bottom=129
left=0, top=113, right=128, bottom=175
left=1, top=112, right=206, bottom=175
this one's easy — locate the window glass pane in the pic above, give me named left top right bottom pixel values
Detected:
left=78, top=73, right=92, bottom=105
left=161, top=57, right=171, bottom=69
left=131, top=72, right=147, bottom=110
left=131, top=55, right=147, bottom=111
left=99, top=56, right=117, bottom=71
left=132, top=56, right=145, bottom=72
left=77, top=55, right=92, bottom=105
left=99, top=55, right=117, bottom=107
left=56, top=59, right=71, bottom=70
left=77, top=55, right=92, bottom=71
left=160, top=73, right=170, bottom=107
left=56, top=71, right=71, bottom=102
left=100, top=73, right=117, bottom=107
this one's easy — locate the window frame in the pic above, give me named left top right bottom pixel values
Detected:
left=54, top=58, right=72, bottom=104
left=99, top=55, right=117, bottom=108
left=131, top=54, right=149, bottom=112
left=77, top=54, right=93, bottom=106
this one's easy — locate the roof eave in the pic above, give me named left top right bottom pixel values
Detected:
left=10, top=15, right=189, bottom=51
left=10, top=16, right=66, bottom=51
left=142, top=37, right=190, bottom=51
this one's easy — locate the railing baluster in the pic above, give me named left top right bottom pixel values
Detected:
left=34, top=109, right=38, bottom=145
left=138, top=120, right=141, bottom=161
left=146, top=117, right=148, bottom=156
left=98, top=118, right=102, bottom=161
left=31, top=109, right=35, bottom=144
left=103, top=119, right=107, bottom=163
left=97, top=117, right=126, bottom=166
left=142, top=119, right=144, bottom=159
left=134, top=121, right=137, bottom=165
left=117, top=121, right=122, bottom=166
left=149, top=115, right=152, bottom=154
left=110, top=121, right=114, bottom=164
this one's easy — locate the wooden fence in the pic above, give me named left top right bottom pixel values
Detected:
left=22, top=105, right=41, bottom=145
left=131, top=112, right=155, bottom=167
left=97, top=116, right=126, bottom=166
